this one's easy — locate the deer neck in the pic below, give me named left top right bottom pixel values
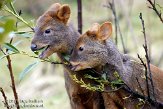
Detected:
left=66, top=23, right=80, bottom=55
left=105, top=39, right=128, bottom=82
left=59, top=23, right=80, bottom=60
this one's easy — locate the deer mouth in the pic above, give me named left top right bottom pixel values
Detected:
left=38, top=45, right=52, bottom=59
left=70, top=61, right=91, bottom=71
left=71, top=64, right=82, bottom=71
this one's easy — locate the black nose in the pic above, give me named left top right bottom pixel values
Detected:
left=31, top=44, right=37, bottom=51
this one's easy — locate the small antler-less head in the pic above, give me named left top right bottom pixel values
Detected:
left=70, top=22, right=112, bottom=71
left=31, top=3, right=71, bottom=59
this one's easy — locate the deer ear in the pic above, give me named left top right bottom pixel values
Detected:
left=98, top=22, right=112, bottom=41
left=87, top=23, right=100, bottom=36
left=57, top=4, right=71, bottom=24
left=46, top=3, right=61, bottom=16
left=49, top=3, right=61, bottom=12
left=88, top=23, right=100, bottom=33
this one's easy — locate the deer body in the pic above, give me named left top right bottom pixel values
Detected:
left=70, top=22, right=163, bottom=108
left=31, top=3, right=104, bottom=109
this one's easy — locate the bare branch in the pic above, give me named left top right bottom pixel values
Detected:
left=137, top=54, right=150, bottom=100
left=135, top=77, right=145, bottom=97
left=0, top=46, right=6, bottom=55
left=0, top=87, right=10, bottom=109
left=109, top=0, right=118, bottom=45
left=147, top=0, right=163, bottom=23
left=77, top=0, right=82, bottom=34
left=123, top=83, right=163, bottom=107
left=105, top=0, right=127, bottom=53
left=4, top=38, right=20, bottom=109
left=139, top=12, right=157, bottom=104
left=6, top=55, right=20, bottom=109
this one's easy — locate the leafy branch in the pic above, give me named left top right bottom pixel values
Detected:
left=71, top=71, right=124, bottom=93
left=2, top=5, right=34, bottom=30
left=71, top=74, right=105, bottom=92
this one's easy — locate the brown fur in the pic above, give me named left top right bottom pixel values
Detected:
left=70, top=22, right=163, bottom=108
left=31, top=3, right=104, bottom=109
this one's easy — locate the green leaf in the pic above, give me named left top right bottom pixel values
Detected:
left=19, top=61, right=40, bottom=81
left=4, top=43, right=19, bottom=53
left=0, top=19, right=15, bottom=44
left=14, top=31, right=28, bottom=34
left=111, top=79, right=124, bottom=85
left=4, top=19, right=16, bottom=33
left=13, top=40, right=22, bottom=46
left=16, top=32, right=33, bottom=38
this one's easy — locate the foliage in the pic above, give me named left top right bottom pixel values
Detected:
left=110, top=72, right=124, bottom=89
left=19, top=61, right=40, bottom=81
left=4, top=42, right=19, bottom=53
left=70, top=71, right=124, bottom=92
left=0, top=0, right=63, bottom=80
left=0, top=19, right=15, bottom=44
left=71, top=74, right=105, bottom=92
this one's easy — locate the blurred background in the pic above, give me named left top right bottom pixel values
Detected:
left=0, top=0, right=163, bottom=109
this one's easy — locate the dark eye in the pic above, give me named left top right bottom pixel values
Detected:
left=91, top=34, right=96, bottom=37
left=45, top=29, right=51, bottom=34
left=79, top=47, right=84, bottom=51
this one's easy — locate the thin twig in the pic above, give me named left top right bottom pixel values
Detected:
left=77, top=0, right=82, bottom=34
left=0, top=50, right=68, bottom=65
left=51, top=61, right=67, bottom=65
left=108, top=0, right=118, bottom=45
left=135, top=77, right=145, bottom=96
left=16, top=10, right=22, bottom=28
left=6, top=38, right=13, bottom=53
left=123, top=83, right=163, bottom=107
left=6, top=55, right=20, bottom=109
left=9, top=2, right=18, bottom=15
left=9, top=1, right=22, bottom=28
left=0, top=87, right=10, bottom=109
left=4, top=38, right=20, bottom=109
left=3, top=5, right=34, bottom=30
left=147, top=0, right=163, bottom=23
left=139, top=13, right=156, bottom=103
left=0, top=46, right=6, bottom=55
left=105, top=0, right=127, bottom=53
left=137, top=54, right=150, bottom=99
left=104, top=85, right=124, bottom=93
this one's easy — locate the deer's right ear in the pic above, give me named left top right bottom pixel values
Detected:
left=87, top=23, right=100, bottom=36
left=46, top=3, right=61, bottom=15
left=57, top=4, right=71, bottom=24
left=98, top=22, right=112, bottom=41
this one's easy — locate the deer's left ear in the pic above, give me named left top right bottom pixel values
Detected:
left=57, top=4, right=71, bottom=24
left=98, top=22, right=112, bottom=41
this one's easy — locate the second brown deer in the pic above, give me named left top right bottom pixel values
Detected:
left=70, top=22, right=163, bottom=108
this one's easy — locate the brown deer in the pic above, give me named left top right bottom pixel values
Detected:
left=31, top=3, right=105, bottom=109
left=70, top=22, right=163, bottom=108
